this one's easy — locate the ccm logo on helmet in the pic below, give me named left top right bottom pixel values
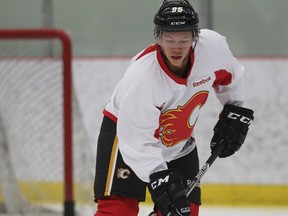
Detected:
left=151, top=175, right=169, bottom=190
left=227, top=112, right=252, bottom=125
left=171, top=21, right=186, bottom=26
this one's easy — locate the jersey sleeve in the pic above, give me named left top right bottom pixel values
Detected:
left=116, top=70, right=167, bottom=183
left=212, top=37, right=246, bottom=106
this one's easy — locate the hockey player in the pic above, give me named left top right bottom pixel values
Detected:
left=93, top=0, right=254, bottom=215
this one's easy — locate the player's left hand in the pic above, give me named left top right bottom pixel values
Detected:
left=149, top=169, right=190, bottom=216
left=210, top=104, right=254, bottom=158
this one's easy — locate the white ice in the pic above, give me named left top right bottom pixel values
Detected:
left=138, top=204, right=288, bottom=216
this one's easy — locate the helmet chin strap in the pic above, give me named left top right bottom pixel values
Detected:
left=192, top=36, right=199, bottom=50
left=181, top=53, right=190, bottom=64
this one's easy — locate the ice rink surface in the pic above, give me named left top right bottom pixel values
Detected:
left=0, top=205, right=288, bottom=216
left=79, top=205, right=288, bottom=216
left=139, top=204, right=288, bottom=216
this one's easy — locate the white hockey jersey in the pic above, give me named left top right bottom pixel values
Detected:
left=103, top=29, right=245, bottom=183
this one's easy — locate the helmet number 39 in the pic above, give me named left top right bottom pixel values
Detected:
left=172, top=7, right=183, bottom=13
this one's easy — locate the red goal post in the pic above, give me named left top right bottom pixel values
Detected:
left=0, top=29, right=74, bottom=216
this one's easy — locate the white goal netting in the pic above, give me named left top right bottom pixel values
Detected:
left=0, top=30, right=95, bottom=215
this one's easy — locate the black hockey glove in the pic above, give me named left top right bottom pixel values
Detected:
left=149, top=169, right=190, bottom=216
left=210, top=104, right=254, bottom=158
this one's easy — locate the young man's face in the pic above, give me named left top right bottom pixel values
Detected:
left=158, top=31, right=194, bottom=67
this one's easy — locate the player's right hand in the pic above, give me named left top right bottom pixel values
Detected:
left=148, top=169, right=190, bottom=216
left=210, top=104, right=254, bottom=158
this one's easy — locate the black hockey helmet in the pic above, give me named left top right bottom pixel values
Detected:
left=154, top=0, right=200, bottom=38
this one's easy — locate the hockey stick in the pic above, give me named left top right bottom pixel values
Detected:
left=185, top=139, right=226, bottom=197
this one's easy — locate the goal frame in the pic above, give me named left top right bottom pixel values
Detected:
left=0, top=28, right=74, bottom=216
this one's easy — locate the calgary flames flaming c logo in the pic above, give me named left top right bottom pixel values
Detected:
left=157, top=91, right=209, bottom=147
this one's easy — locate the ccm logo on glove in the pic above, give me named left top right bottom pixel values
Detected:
left=227, top=112, right=253, bottom=125
left=150, top=175, right=169, bottom=189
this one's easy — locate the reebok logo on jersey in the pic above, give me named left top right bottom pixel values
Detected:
left=193, top=76, right=211, bottom=88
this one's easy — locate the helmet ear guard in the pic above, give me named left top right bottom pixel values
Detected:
left=154, top=0, right=200, bottom=39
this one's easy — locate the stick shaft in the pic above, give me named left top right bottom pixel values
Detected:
left=186, top=140, right=225, bottom=196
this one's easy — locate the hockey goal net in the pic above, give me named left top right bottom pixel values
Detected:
left=0, top=29, right=94, bottom=216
